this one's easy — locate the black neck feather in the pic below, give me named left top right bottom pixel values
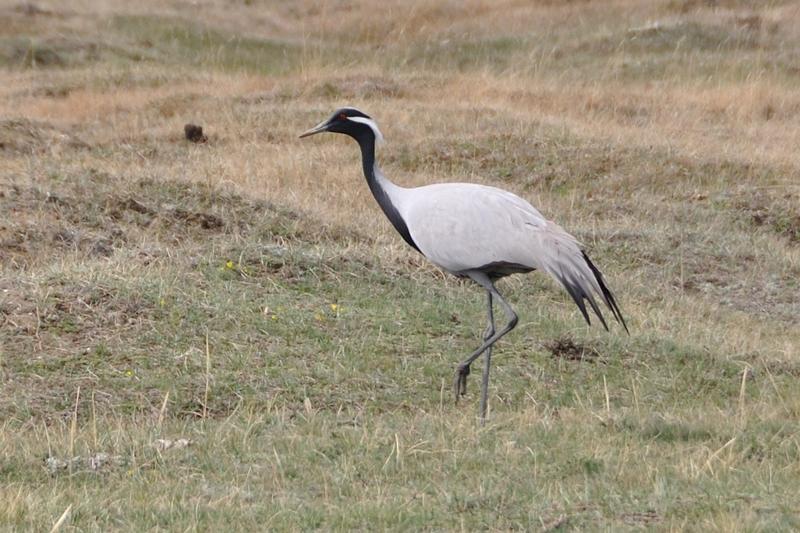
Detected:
left=354, top=133, right=420, bottom=253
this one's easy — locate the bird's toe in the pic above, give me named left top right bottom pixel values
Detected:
left=453, top=365, right=470, bottom=402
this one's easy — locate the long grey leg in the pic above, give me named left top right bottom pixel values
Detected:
left=479, top=291, right=495, bottom=424
left=456, top=292, right=495, bottom=398
left=453, top=272, right=518, bottom=423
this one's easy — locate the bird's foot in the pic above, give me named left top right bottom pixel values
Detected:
left=453, top=364, right=470, bottom=403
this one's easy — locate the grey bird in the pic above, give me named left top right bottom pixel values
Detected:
left=301, top=107, right=628, bottom=424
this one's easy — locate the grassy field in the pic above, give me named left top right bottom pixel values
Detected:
left=2, top=0, right=800, bottom=530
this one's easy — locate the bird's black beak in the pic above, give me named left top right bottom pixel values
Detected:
left=299, top=119, right=330, bottom=139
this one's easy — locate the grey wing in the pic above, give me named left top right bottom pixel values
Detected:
left=400, top=184, right=547, bottom=272
left=529, top=218, right=628, bottom=332
left=401, top=184, right=628, bottom=331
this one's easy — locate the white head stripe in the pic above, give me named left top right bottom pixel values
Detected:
left=347, top=116, right=385, bottom=144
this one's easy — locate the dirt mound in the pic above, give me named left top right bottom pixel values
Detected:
left=0, top=171, right=291, bottom=267
left=0, top=118, right=88, bottom=154
left=734, top=191, right=800, bottom=244
left=544, top=337, right=601, bottom=362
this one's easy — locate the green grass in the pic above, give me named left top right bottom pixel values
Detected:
left=0, top=14, right=303, bottom=73
left=4, top=395, right=800, bottom=529
left=2, top=166, right=799, bottom=530
left=110, top=15, right=303, bottom=75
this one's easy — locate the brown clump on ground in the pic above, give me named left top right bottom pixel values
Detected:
left=544, top=337, right=600, bottom=362
left=183, top=123, right=207, bottom=143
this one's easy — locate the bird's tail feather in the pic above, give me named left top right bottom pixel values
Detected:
left=582, top=251, right=629, bottom=334
left=544, top=249, right=628, bottom=333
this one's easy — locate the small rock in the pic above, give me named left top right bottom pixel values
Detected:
left=88, top=452, right=111, bottom=470
left=90, top=238, right=114, bottom=257
left=45, top=191, right=63, bottom=204
left=45, top=456, right=72, bottom=472
left=153, top=438, right=192, bottom=451
left=128, top=198, right=153, bottom=214
left=53, top=229, right=79, bottom=245
left=45, top=453, right=123, bottom=473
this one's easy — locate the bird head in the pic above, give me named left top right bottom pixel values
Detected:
left=299, top=107, right=384, bottom=144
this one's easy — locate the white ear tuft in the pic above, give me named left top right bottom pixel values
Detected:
left=347, top=116, right=385, bottom=144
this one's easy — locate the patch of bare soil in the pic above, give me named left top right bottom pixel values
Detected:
left=544, top=337, right=601, bottom=362
left=621, top=509, right=661, bottom=526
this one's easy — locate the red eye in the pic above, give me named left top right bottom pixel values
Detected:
left=339, top=113, right=347, bottom=120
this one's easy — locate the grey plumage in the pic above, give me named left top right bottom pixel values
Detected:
left=301, top=107, right=628, bottom=424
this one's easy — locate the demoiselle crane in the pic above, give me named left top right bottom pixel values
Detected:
left=300, top=107, right=628, bottom=423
